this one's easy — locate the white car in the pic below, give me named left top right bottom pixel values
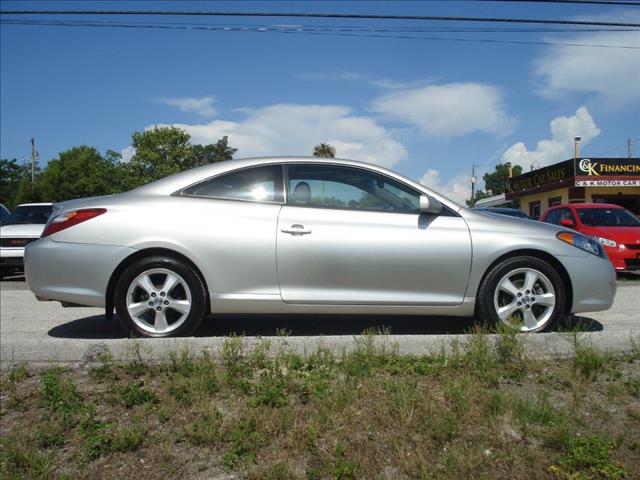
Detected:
left=0, top=203, right=53, bottom=278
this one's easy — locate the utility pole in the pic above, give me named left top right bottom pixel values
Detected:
left=30, top=137, right=39, bottom=194
left=628, top=138, right=636, bottom=158
left=470, top=163, right=478, bottom=206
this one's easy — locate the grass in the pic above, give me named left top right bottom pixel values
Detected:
left=1, top=331, right=639, bottom=479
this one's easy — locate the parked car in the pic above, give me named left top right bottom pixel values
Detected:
left=0, top=203, right=10, bottom=225
left=25, top=157, right=616, bottom=337
left=474, top=207, right=531, bottom=220
left=540, top=203, right=640, bottom=272
left=0, top=203, right=53, bottom=278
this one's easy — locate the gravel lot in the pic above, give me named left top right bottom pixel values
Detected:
left=1, top=274, right=638, bottom=364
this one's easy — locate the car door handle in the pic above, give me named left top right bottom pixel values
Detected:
left=281, top=224, right=312, bottom=235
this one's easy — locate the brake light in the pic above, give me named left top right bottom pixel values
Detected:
left=41, top=208, right=107, bottom=238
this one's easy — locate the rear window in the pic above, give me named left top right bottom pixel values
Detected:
left=577, top=208, right=640, bottom=227
left=182, top=165, right=284, bottom=203
left=6, top=205, right=53, bottom=225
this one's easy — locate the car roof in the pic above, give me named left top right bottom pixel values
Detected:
left=130, top=156, right=463, bottom=212
left=546, top=203, right=623, bottom=210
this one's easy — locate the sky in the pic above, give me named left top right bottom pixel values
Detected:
left=1, top=0, right=639, bottom=203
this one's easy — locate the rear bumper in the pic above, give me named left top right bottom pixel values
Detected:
left=25, top=238, right=135, bottom=307
left=559, top=253, right=616, bottom=314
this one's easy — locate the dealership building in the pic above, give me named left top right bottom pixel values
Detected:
left=505, top=157, right=640, bottom=219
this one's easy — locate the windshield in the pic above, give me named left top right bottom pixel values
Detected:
left=5, top=205, right=53, bottom=225
left=577, top=208, right=640, bottom=227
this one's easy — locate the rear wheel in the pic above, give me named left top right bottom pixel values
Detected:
left=114, top=256, right=207, bottom=337
left=476, top=256, right=566, bottom=332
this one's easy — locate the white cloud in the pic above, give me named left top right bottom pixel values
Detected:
left=119, top=145, right=135, bottom=163
left=534, top=30, right=640, bottom=107
left=419, top=168, right=470, bottom=204
left=155, top=95, right=217, bottom=117
left=371, top=83, right=515, bottom=137
left=501, top=106, right=601, bottom=171
left=151, top=103, right=407, bottom=168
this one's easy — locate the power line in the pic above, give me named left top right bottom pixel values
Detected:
left=463, top=0, right=640, bottom=5
left=3, top=19, right=637, bottom=49
left=2, top=10, right=639, bottom=28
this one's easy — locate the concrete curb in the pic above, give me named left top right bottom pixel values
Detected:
left=1, top=330, right=638, bottom=367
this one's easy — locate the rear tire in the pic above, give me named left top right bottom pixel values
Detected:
left=114, top=256, right=207, bottom=338
left=476, top=256, right=566, bottom=332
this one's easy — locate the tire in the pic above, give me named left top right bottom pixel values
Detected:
left=476, top=256, right=566, bottom=333
left=114, top=256, right=207, bottom=338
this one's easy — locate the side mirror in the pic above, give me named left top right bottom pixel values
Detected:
left=560, top=218, right=575, bottom=228
left=419, top=195, right=443, bottom=215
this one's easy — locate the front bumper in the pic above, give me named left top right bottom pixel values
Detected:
left=605, top=245, right=640, bottom=271
left=559, top=252, right=616, bottom=314
left=25, top=237, right=135, bottom=307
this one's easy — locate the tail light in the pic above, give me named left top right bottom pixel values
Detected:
left=41, top=208, right=107, bottom=238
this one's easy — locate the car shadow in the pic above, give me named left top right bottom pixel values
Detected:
left=47, top=313, right=604, bottom=339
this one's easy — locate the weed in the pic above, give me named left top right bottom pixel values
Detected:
left=513, top=391, right=558, bottom=426
left=573, top=342, right=607, bottom=380
left=0, top=435, right=56, bottom=479
left=88, top=352, right=116, bottom=381
left=120, top=380, right=158, bottom=408
left=222, top=335, right=251, bottom=392
left=222, top=416, right=263, bottom=469
left=251, top=365, right=289, bottom=408
left=187, top=409, right=223, bottom=446
left=8, top=363, right=29, bottom=383
left=39, top=367, right=83, bottom=416
left=551, top=435, right=628, bottom=479
left=328, top=442, right=357, bottom=480
left=35, top=420, right=66, bottom=448
left=486, top=388, right=506, bottom=417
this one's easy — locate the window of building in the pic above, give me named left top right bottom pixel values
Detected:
left=529, top=201, right=541, bottom=219
left=548, top=196, right=562, bottom=207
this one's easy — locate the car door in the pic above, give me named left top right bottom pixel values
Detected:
left=276, top=163, right=472, bottom=305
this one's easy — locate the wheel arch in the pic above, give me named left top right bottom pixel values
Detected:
left=476, top=249, right=573, bottom=314
left=105, top=247, right=210, bottom=319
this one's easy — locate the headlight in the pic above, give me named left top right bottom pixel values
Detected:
left=556, top=232, right=605, bottom=257
left=592, top=236, right=617, bottom=248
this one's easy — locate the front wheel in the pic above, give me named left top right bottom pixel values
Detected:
left=114, top=256, right=207, bottom=337
left=476, top=256, right=566, bottom=332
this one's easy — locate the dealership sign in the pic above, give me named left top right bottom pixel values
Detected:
left=575, top=158, right=640, bottom=188
left=576, top=158, right=640, bottom=177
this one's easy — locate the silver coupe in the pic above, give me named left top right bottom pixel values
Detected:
left=25, top=157, right=616, bottom=337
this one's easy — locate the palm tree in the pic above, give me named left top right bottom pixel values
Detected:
left=312, top=143, right=337, bottom=158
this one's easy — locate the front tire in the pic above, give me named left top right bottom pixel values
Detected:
left=476, top=256, right=566, bottom=332
left=114, top=256, right=207, bottom=338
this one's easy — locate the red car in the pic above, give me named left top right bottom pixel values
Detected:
left=540, top=203, right=640, bottom=271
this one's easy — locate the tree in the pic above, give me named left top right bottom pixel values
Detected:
left=128, top=127, right=194, bottom=184
left=16, top=146, right=119, bottom=204
left=188, top=136, right=237, bottom=169
left=312, top=143, right=336, bottom=158
left=0, top=159, right=30, bottom=209
left=467, top=162, right=523, bottom=206
left=483, top=163, right=523, bottom=196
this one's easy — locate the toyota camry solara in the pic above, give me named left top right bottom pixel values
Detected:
left=25, top=157, right=616, bottom=337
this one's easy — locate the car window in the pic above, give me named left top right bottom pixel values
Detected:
left=5, top=205, right=53, bottom=225
left=577, top=207, right=640, bottom=227
left=543, top=209, right=561, bottom=225
left=182, top=164, right=284, bottom=203
left=560, top=208, right=576, bottom=224
left=286, top=164, right=420, bottom=213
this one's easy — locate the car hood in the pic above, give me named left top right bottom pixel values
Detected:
left=0, top=223, right=45, bottom=238
left=581, top=226, right=640, bottom=244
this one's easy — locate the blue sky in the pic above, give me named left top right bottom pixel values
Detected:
left=1, top=1, right=639, bottom=201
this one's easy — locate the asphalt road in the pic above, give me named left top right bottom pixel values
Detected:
left=1, top=275, right=639, bottom=364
